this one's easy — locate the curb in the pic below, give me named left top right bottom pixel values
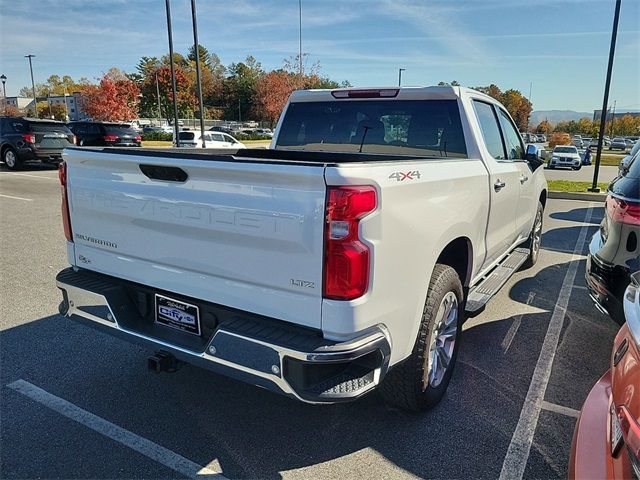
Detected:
left=548, top=191, right=607, bottom=202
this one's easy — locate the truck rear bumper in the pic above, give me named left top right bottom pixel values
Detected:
left=56, top=268, right=391, bottom=404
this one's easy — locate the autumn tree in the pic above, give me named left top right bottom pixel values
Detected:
left=535, top=120, right=552, bottom=134
left=255, top=71, right=299, bottom=126
left=19, top=74, right=89, bottom=97
left=80, top=72, right=140, bottom=121
left=36, top=101, right=67, bottom=120
left=3, top=105, right=21, bottom=117
left=473, top=84, right=532, bottom=131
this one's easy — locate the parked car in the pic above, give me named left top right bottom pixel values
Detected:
left=535, top=134, right=546, bottom=143
left=589, top=138, right=602, bottom=150
left=572, top=136, right=584, bottom=148
left=548, top=145, right=582, bottom=170
left=254, top=128, right=274, bottom=138
left=174, top=129, right=246, bottom=149
left=586, top=150, right=640, bottom=323
left=570, top=271, right=640, bottom=479
left=0, top=116, right=75, bottom=170
left=143, top=125, right=166, bottom=134
left=209, top=126, right=232, bottom=134
left=625, top=138, right=635, bottom=149
left=619, top=141, right=640, bottom=176
left=67, top=122, right=141, bottom=147
left=610, top=137, right=628, bottom=151
left=55, top=86, right=547, bottom=411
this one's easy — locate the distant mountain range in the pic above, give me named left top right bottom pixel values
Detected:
left=529, top=110, right=592, bottom=126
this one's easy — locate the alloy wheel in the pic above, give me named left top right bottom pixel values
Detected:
left=4, top=150, right=16, bottom=169
left=423, top=291, right=458, bottom=389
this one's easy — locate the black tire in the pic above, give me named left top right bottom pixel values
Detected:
left=522, top=201, right=544, bottom=269
left=572, top=165, right=582, bottom=171
left=2, top=147, right=22, bottom=170
left=547, top=165, right=555, bottom=169
left=380, top=264, right=463, bottom=412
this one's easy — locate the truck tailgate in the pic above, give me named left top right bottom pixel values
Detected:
left=64, top=149, right=326, bottom=328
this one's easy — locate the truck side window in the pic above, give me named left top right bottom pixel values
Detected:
left=497, top=109, right=524, bottom=160
left=472, top=101, right=505, bottom=160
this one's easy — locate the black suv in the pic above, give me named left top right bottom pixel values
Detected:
left=0, top=117, right=75, bottom=170
left=67, top=121, right=141, bottom=147
left=586, top=149, right=640, bottom=323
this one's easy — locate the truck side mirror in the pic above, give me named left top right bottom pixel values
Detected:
left=525, top=144, right=544, bottom=170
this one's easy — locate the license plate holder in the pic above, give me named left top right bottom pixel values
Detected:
left=611, top=407, right=624, bottom=455
left=155, top=294, right=201, bottom=336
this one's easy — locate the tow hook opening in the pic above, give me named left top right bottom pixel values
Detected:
left=148, top=350, right=182, bottom=373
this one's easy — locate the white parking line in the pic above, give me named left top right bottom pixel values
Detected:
left=499, top=205, right=594, bottom=480
left=501, top=292, right=536, bottom=353
left=0, top=172, right=58, bottom=180
left=0, top=193, right=33, bottom=201
left=541, top=400, right=580, bottom=419
left=7, top=379, right=226, bottom=479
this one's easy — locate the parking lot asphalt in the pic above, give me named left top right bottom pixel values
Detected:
left=0, top=164, right=619, bottom=479
left=543, top=164, right=619, bottom=183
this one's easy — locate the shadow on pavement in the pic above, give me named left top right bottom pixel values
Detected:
left=0, top=203, right=612, bottom=479
left=0, top=260, right=616, bottom=480
left=549, top=207, right=604, bottom=225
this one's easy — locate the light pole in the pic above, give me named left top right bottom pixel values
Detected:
left=165, top=0, right=180, bottom=146
left=190, top=0, right=206, bottom=148
left=0, top=74, right=6, bottom=114
left=155, top=71, right=162, bottom=120
left=590, top=0, right=621, bottom=192
left=63, top=87, right=70, bottom=122
left=25, top=55, right=37, bottom=117
left=398, top=68, right=405, bottom=87
left=298, top=0, right=303, bottom=75
left=610, top=100, right=617, bottom=137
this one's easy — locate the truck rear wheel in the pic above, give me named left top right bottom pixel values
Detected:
left=380, top=264, right=463, bottom=411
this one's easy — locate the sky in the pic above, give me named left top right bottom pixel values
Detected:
left=0, top=0, right=638, bottom=113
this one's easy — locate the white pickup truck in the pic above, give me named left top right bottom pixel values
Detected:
left=56, top=86, right=547, bottom=411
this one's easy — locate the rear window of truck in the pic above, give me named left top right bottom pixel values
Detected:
left=276, top=99, right=467, bottom=158
left=179, top=132, right=196, bottom=141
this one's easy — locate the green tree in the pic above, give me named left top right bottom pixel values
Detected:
left=188, top=44, right=211, bottom=69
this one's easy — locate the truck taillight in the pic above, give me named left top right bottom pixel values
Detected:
left=58, top=161, right=73, bottom=242
left=607, top=195, right=640, bottom=226
left=21, top=133, right=36, bottom=144
left=323, top=186, right=377, bottom=300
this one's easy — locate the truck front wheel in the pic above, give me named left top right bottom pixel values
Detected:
left=522, top=201, right=544, bottom=269
left=380, top=264, right=463, bottom=411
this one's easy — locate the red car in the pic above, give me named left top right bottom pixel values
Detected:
left=570, top=271, right=640, bottom=478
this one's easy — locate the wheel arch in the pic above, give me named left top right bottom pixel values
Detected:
left=436, top=237, right=473, bottom=288
left=539, top=189, right=547, bottom=209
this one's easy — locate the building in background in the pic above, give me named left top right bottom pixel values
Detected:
left=3, top=96, right=35, bottom=112
left=1, top=93, right=87, bottom=120
left=593, top=109, right=640, bottom=121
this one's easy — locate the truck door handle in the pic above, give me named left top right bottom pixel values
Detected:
left=520, top=175, right=529, bottom=184
left=494, top=180, right=506, bottom=192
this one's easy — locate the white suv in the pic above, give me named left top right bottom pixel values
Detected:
left=175, top=130, right=246, bottom=149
